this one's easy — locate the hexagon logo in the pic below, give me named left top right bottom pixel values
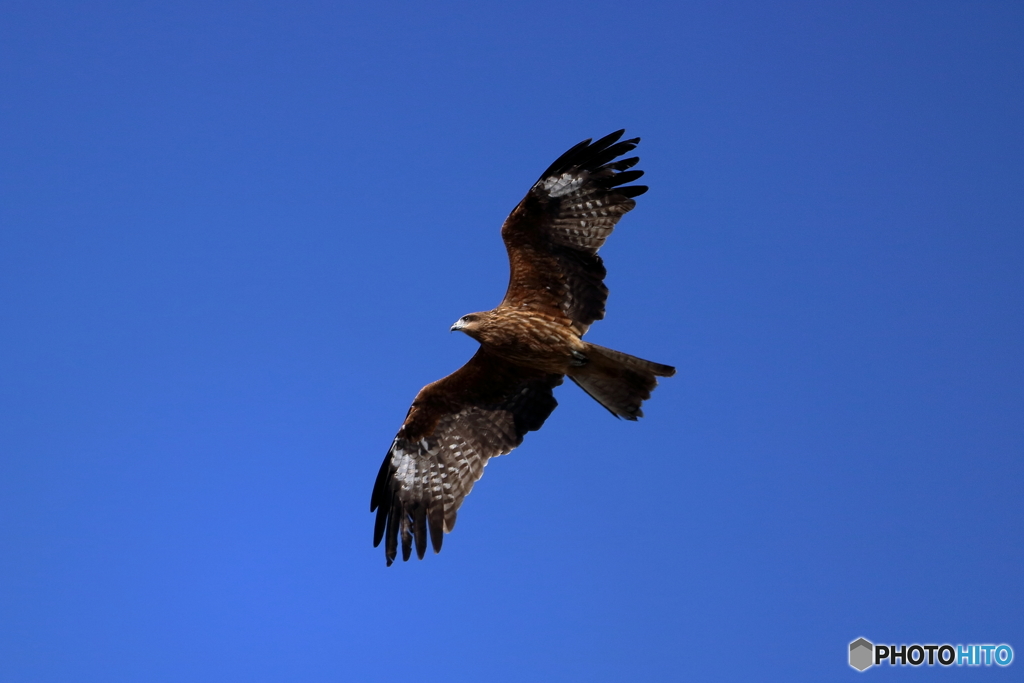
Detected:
left=850, top=638, right=874, bottom=671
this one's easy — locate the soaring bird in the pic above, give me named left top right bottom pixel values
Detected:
left=371, top=131, right=675, bottom=565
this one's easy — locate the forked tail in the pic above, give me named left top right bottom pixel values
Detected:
left=568, top=343, right=675, bottom=420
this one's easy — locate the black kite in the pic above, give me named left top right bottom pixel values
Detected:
left=371, top=131, right=675, bottom=565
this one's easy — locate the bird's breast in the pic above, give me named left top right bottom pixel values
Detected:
left=477, top=311, right=582, bottom=374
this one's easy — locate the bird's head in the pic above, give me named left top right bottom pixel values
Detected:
left=451, top=311, right=488, bottom=338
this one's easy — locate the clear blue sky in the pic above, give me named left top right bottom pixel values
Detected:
left=1, top=2, right=1021, bottom=681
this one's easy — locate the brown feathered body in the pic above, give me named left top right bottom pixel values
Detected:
left=454, top=309, right=584, bottom=375
left=371, top=131, right=676, bottom=565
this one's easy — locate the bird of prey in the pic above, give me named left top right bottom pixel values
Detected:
left=370, top=131, right=675, bottom=565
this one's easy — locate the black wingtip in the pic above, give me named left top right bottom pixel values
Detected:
left=619, top=185, right=648, bottom=198
left=589, top=129, right=626, bottom=152
left=372, top=509, right=387, bottom=548
left=539, top=137, right=592, bottom=179
left=385, top=499, right=399, bottom=566
left=428, top=506, right=445, bottom=554
left=371, top=452, right=394, bottom=549
left=401, top=519, right=413, bottom=562
left=607, top=170, right=644, bottom=188
left=370, top=451, right=393, bottom=512
left=538, top=130, right=641, bottom=182
left=413, top=506, right=428, bottom=560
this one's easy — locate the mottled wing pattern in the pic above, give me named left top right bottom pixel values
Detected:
left=500, top=130, right=648, bottom=335
left=370, top=350, right=562, bottom=565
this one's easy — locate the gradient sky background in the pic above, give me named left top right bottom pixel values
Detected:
left=2, top=2, right=1022, bottom=681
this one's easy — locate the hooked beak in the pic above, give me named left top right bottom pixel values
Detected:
left=450, top=320, right=463, bottom=333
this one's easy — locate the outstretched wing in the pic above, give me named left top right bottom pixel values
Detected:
left=499, top=130, right=648, bottom=335
left=370, top=349, right=562, bottom=566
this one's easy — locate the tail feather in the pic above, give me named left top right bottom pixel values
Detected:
left=568, top=343, right=675, bottom=420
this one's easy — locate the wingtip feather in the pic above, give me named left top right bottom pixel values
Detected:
left=428, top=505, right=445, bottom=554
left=619, top=185, right=648, bottom=198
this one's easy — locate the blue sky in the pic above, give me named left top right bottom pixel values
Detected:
left=1, top=1, right=1021, bottom=681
